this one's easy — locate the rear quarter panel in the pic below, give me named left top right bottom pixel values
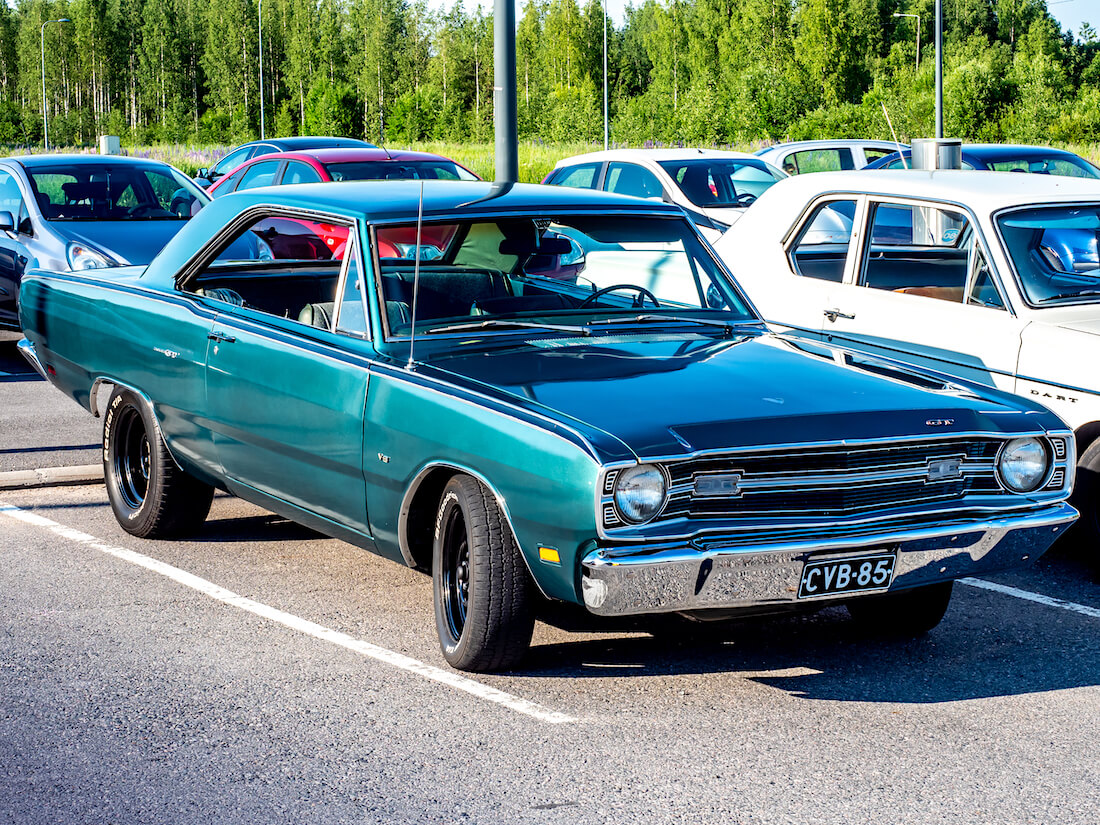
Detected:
left=19, top=267, right=222, bottom=483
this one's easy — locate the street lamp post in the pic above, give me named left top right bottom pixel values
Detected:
left=892, top=12, right=920, bottom=71
left=40, top=17, right=71, bottom=151
left=602, top=0, right=611, bottom=150
left=258, top=0, right=265, bottom=139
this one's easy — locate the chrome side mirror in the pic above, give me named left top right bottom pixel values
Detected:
left=0, top=211, right=13, bottom=232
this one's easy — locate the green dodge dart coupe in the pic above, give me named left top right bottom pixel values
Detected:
left=18, top=180, right=1078, bottom=671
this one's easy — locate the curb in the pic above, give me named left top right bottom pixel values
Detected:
left=0, top=464, right=104, bottom=490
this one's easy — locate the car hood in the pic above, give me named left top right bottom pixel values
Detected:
left=51, top=220, right=190, bottom=266
left=426, top=331, right=1054, bottom=460
left=1044, top=309, right=1100, bottom=337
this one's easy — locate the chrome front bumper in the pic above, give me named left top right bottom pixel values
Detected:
left=579, top=503, right=1077, bottom=616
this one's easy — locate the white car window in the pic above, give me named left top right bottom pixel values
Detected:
left=787, top=149, right=854, bottom=174
left=605, top=163, right=664, bottom=200
left=788, top=200, right=857, bottom=282
left=551, top=163, right=601, bottom=189
left=860, top=202, right=1004, bottom=309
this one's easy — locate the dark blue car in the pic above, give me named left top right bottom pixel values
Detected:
left=865, top=143, right=1100, bottom=177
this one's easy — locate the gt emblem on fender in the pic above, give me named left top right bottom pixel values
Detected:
left=925, top=419, right=954, bottom=426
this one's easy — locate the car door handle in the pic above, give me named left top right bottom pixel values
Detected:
left=824, top=308, right=855, bottom=322
left=208, top=331, right=236, bottom=343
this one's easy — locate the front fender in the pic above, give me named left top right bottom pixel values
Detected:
left=365, top=368, right=602, bottom=603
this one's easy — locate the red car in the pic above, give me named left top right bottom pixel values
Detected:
left=207, top=148, right=479, bottom=260
left=206, top=147, right=479, bottom=198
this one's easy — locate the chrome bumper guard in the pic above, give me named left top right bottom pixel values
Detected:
left=17, top=339, right=49, bottom=381
left=580, top=503, right=1077, bottom=616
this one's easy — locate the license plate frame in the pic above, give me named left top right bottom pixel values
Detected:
left=797, top=551, right=897, bottom=600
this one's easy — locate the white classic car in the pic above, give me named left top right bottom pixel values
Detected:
left=542, top=148, right=787, bottom=237
left=715, top=170, right=1100, bottom=540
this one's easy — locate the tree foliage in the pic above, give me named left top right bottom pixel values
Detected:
left=0, top=0, right=1096, bottom=147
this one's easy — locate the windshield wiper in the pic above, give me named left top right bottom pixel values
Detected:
left=424, top=319, right=592, bottom=336
left=590, top=314, right=752, bottom=335
left=1039, top=289, right=1100, bottom=302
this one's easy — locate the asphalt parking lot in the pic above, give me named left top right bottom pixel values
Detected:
left=2, top=333, right=1098, bottom=824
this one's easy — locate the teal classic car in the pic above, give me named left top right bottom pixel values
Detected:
left=19, top=181, right=1078, bottom=671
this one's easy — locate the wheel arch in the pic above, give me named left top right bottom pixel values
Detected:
left=398, top=462, right=550, bottom=598
left=1074, top=421, right=1100, bottom=464
left=93, top=378, right=186, bottom=474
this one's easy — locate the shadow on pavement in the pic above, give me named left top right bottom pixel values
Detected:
left=517, top=579, right=1100, bottom=703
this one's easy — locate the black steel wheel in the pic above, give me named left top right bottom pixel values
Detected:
left=846, top=581, right=954, bottom=637
left=432, top=474, right=535, bottom=672
left=103, top=387, right=214, bottom=538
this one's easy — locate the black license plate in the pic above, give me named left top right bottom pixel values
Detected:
left=798, top=552, right=896, bottom=599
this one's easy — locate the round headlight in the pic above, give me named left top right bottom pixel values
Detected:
left=997, top=437, right=1050, bottom=493
left=614, top=464, right=667, bottom=524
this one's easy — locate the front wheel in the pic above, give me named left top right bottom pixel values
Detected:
left=1070, top=437, right=1100, bottom=557
left=846, top=581, right=953, bottom=637
left=432, top=475, right=535, bottom=672
left=103, top=387, right=214, bottom=538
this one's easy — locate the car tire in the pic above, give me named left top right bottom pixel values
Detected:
left=845, top=581, right=953, bottom=636
left=1070, top=437, right=1100, bottom=554
left=103, top=387, right=214, bottom=538
left=432, top=474, right=535, bottom=672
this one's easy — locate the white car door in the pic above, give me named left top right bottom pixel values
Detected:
left=819, top=198, right=1026, bottom=393
left=725, top=195, right=867, bottom=340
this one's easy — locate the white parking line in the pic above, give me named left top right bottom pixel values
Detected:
left=961, top=577, right=1100, bottom=619
left=0, top=502, right=575, bottom=725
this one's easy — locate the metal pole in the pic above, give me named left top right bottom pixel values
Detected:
left=935, top=0, right=943, bottom=138
left=258, top=0, right=265, bottom=139
left=493, top=0, right=518, bottom=182
left=40, top=19, right=70, bottom=151
left=40, top=24, right=47, bottom=151
left=603, top=0, right=608, bottom=150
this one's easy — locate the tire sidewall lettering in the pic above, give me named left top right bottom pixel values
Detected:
left=435, top=490, right=459, bottom=541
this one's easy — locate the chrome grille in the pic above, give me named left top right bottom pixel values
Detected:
left=661, top=439, right=1003, bottom=521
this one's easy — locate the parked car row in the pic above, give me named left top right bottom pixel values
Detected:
left=9, top=136, right=1100, bottom=673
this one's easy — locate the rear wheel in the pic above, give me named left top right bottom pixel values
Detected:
left=432, top=475, right=535, bottom=672
left=846, top=581, right=953, bottom=637
left=103, top=387, right=213, bottom=538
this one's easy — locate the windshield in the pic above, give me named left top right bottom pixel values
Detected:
left=657, top=159, right=784, bottom=208
left=997, top=205, right=1100, bottom=305
left=27, top=163, right=206, bottom=221
left=326, top=160, right=478, bottom=182
left=375, top=213, right=756, bottom=336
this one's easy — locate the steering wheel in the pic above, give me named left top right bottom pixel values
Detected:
left=735, top=192, right=757, bottom=206
left=127, top=204, right=158, bottom=217
left=578, top=284, right=661, bottom=309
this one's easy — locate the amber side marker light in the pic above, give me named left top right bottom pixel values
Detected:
left=538, top=546, right=561, bottom=565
